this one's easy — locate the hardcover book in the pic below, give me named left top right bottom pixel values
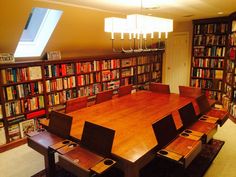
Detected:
left=19, top=119, right=35, bottom=138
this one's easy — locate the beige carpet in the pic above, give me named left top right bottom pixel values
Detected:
left=0, top=119, right=235, bottom=177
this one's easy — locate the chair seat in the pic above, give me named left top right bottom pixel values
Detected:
left=58, top=146, right=104, bottom=177
left=164, top=136, right=202, bottom=168
left=188, top=121, right=218, bottom=143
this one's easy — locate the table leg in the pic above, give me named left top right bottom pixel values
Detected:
left=123, top=164, right=139, bottom=177
left=43, top=150, right=56, bottom=177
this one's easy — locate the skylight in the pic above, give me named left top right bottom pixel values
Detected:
left=14, top=8, right=63, bottom=58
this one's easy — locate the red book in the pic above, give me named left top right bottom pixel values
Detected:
left=26, top=109, right=46, bottom=119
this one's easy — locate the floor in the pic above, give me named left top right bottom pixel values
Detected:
left=0, top=119, right=235, bottom=177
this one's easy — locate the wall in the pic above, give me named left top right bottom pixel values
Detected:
left=0, top=0, right=124, bottom=59
left=0, top=1, right=193, bottom=61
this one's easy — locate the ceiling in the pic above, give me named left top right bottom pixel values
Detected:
left=36, top=0, right=236, bottom=21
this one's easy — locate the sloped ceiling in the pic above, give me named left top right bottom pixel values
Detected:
left=0, top=0, right=235, bottom=59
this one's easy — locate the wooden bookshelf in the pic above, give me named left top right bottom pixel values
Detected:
left=222, top=12, right=236, bottom=118
left=191, top=17, right=229, bottom=101
left=0, top=51, right=163, bottom=151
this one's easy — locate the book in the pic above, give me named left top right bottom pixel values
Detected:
left=28, top=66, right=42, bottom=80
left=0, top=127, right=6, bottom=145
left=26, top=109, right=46, bottom=119
left=19, top=119, right=35, bottom=138
left=0, top=105, right=3, bottom=119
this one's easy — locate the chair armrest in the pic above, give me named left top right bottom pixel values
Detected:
left=49, top=139, right=72, bottom=151
left=179, top=132, right=202, bottom=141
left=199, top=115, right=218, bottom=124
left=56, top=142, right=79, bottom=155
left=157, top=149, right=183, bottom=163
left=90, top=158, right=116, bottom=175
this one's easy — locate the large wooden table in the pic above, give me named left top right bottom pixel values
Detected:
left=67, top=91, right=196, bottom=177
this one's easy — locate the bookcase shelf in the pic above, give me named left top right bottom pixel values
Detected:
left=191, top=17, right=228, bottom=101
left=221, top=13, right=236, bottom=118
left=0, top=51, right=163, bottom=150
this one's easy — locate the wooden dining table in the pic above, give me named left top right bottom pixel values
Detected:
left=65, top=91, right=197, bottom=177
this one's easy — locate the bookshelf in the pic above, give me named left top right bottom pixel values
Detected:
left=222, top=13, right=236, bottom=118
left=191, top=17, right=229, bottom=101
left=0, top=51, right=163, bottom=150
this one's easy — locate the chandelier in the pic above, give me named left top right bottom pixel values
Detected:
left=104, top=14, right=173, bottom=52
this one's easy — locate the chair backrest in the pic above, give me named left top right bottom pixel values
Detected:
left=118, top=85, right=133, bottom=97
left=95, top=90, right=113, bottom=104
left=179, top=86, right=202, bottom=98
left=48, top=111, right=73, bottom=139
left=152, top=114, right=178, bottom=149
left=149, top=83, right=170, bottom=94
left=195, top=94, right=211, bottom=114
left=178, top=102, right=198, bottom=128
left=65, top=96, right=88, bottom=113
left=81, top=121, right=115, bottom=157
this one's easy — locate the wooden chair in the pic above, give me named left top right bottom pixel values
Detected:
left=179, top=86, right=202, bottom=98
left=95, top=90, right=113, bottom=104
left=58, top=121, right=116, bottom=177
left=27, top=111, right=73, bottom=177
left=152, top=114, right=202, bottom=168
left=178, top=103, right=218, bottom=143
left=48, top=111, right=73, bottom=139
left=65, top=96, right=88, bottom=113
left=118, top=85, right=133, bottom=97
left=149, top=83, right=170, bottom=94
left=196, top=94, right=229, bottom=126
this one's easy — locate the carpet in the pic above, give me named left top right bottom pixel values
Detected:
left=33, top=139, right=224, bottom=177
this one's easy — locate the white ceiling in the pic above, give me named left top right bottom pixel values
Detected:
left=37, top=0, right=236, bottom=21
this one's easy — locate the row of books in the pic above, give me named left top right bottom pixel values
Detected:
left=8, top=119, right=35, bottom=142
left=78, top=84, right=101, bottom=97
left=137, top=65, right=150, bottom=74
left=45, top=76, right=76, bottom=92
left=120, top=77, right=135, bottom=86
left=48, top=89, right=77, bottom=106
left=76, top=61, right=100, bottom=74
left=102, top=80, right=120, bottom=90
left=5, top=96, right=44, bottom=117
left=4, top=81, right=44, bottom=101
left=45, top=64, right=75, bottom=78
left=229, top=47, right=236, bottom=59
left=102, top=70, right=120, bottom=81
left=138, top=74, right=150, bottom=83
left=137, top=56, right=149, bottom=65
left=226, top=60, right=235, bottom=72
left=121, top=58, right=136, bottom=67
left=194, top=23, right=228, bottom=35
left=152, top=71, right=161, bottom=80
left=204, top=90, right=222, bottom=100
left=1, top=66, right=42, bottom=84
left=77, top=73, right=101, bottom=86
left=121, top=68, right=134, bottom=77
left=194, top=34, right=226, bottom=46
left=193, top=58, right=224, bottom=68
left=193, top=46, right=226, bottom=57
left=101, top=59, right=120, bottom=70
left=152, top=63, right=161, bottom=71
left=192, top=68, right=223, bottom=79
left=7, top=114, right=25, bottom=125
left=191, top=79, right=222, bottom=90
left=230, top=33, right=236, bottom=46
left=222, top=94, right=236, bottom=118
left=224, top=84, right=233, bottom=98
left=226, top=73, right=233, bottom=84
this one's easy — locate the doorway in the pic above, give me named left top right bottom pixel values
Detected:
left=164, top=32, right=191, bottom=93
